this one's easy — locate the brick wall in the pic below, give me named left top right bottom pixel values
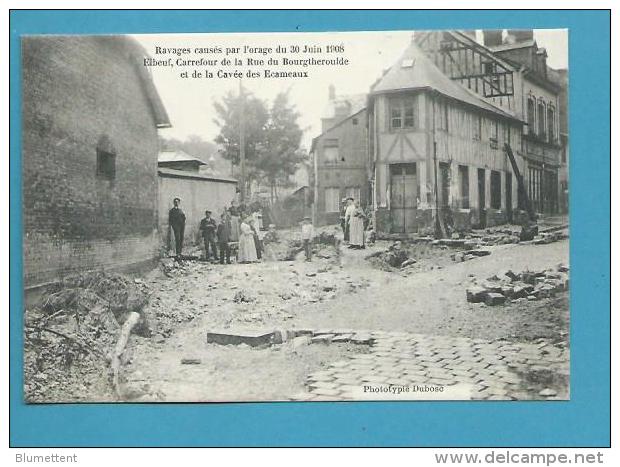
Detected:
left=22, top=36, right=161, bottom=287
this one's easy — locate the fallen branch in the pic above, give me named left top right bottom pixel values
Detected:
left=110, top=311, right=140, bottom=399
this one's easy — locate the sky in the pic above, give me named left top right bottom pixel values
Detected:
left=134, top=29, right=568, bottom=151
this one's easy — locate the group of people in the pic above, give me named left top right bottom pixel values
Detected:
left=340, top=197, right=367, bottom=249
left=167, top=196, right=370, bottom=266
left=167, top=197, right=267, bottom=264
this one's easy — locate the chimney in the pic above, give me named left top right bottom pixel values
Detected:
left=482, top=30, right=503, bottom=47
left=328, top=84, right=336, bottom=101
left=508, top=29, right=534, bottom=42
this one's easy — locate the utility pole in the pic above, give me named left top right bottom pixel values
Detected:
left=239, top=79, right=246, bottom=204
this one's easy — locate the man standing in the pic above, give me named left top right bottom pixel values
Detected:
left=344, top=197, right=355, bottom=243
left=339, top=198, right=348, bottom=240
left=301, top=216, right=314, bottom=261
left=217, top=212, right=232, bottom=264
left=199, top=210, right=218, bottom=261
left=168, top=197, right=186, bottom=257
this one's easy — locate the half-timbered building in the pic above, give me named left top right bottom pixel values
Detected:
left=368, top=41, right=524, bottom=235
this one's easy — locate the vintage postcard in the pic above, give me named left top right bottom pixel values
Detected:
left=22, top=29, right=569, bottom=403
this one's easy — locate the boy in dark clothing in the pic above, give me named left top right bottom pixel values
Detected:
left=217, top=213, right=232, bottom=264
left=199, top=210, right=218, bottom=261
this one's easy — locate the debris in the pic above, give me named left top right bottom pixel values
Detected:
left=538, top=388, right=558, bottom=397
left=181, top=358, right=202, bottom=365
left=469, top=249, right=491, bottom=257
left=485, top=293, right=506, bottom=306
left=467, top=266, right=569, bottom=306
left=232, top=290, right=255, bottom=303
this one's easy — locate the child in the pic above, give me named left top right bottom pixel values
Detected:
left=301, top=216, right=314, bottom=261
left=333, top=224, right=344, bottom=268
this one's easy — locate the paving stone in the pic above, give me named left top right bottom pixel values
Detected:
left=311, top=334, right=335, bottom=344
left=361, top=375, right=390, bottom=383
left=310, top=387, right=342, bottom=397
left=487, top=395, right=514, bottom=401
left=308, top=381, right=340, bottom=390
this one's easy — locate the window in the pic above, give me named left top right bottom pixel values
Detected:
left=547, top=107, right=555, bottom=142
left=324, top=187, right=340, bottom=213
left=490, top=120, right=499, bottom=148
left=458, top=165, right=470, bottom=209
left=490, top=170, right=501, bottom=209
left=96, top=135, right=116, bottom=180
left=527, top=97, right=536, bottom=135
left=352, top=117, right=359, bottom=125
left=389, top=96, right=417, bottom=130
left=323, top=139, right=339, bottom=164
left=537, top=101, right=546, bottom=138
left=345, top=186, right=361, bottom=203
left=502, top=124, right=511, bottom=147
left=438, top=103, right=449, bottom=131
left=473, top=115, right=481, bottom=140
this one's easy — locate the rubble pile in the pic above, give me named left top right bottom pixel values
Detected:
left=530, top=230, right=569, bottom=245
left=366, top=241, right=411, bottom=270
left=466, top=263, right=570, bottom=307
left=451, top=248, right=492, bottom=263
left=24, top=271, right=152, bottom=402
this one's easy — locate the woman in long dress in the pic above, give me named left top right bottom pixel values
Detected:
left=229, top=206, right=240, bottom=242
left=349, top=201, right=366, bottom=249
left=238, top=216, right=258, bottom=263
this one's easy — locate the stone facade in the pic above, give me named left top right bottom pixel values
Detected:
left=311, top=108, right=369, bottom=226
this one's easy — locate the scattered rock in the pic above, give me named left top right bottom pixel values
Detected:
left=181, top=358, right=202, bottom=365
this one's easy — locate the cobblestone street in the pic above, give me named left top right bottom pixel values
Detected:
left=293, top=330, right=569, bottom=401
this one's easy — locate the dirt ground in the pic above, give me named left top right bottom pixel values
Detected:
left=24, top=226, right=570, bottom=402
left=117, top=230, right=569, bottom=402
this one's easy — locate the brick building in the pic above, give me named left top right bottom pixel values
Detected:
left=310, top=88, right=369, bottom=226
left=368, top=42, right=524, bottom=234
left=22, top=36, right=171, bottom=288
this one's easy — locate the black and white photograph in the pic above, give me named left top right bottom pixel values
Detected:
left=22, top=29, right=570, bottom=403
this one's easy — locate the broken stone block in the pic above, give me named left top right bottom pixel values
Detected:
left=482, top=282, right=503, bottom=293
left=557, top=263, right=569, bottom=273
left=485, top=293, right=506, bottom=306
left=466, top=287, right=488, bottom=303
left=206, top=330, right=278, bottom=347
left=400, top=258, right=417, bottom=268
left=181, top=358, right=202, bottom=365
left=350, top=334, right=373, bottom=344
left=469, top=249, right=491, bottom=257
left=538, top=388, right=558, bottom=397
left=501, top=286, right=515, bottom=298
left=311, top=334, right=334, bottom=344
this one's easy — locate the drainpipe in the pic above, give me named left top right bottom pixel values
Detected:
left=432, top=95, right=441, bottom=238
